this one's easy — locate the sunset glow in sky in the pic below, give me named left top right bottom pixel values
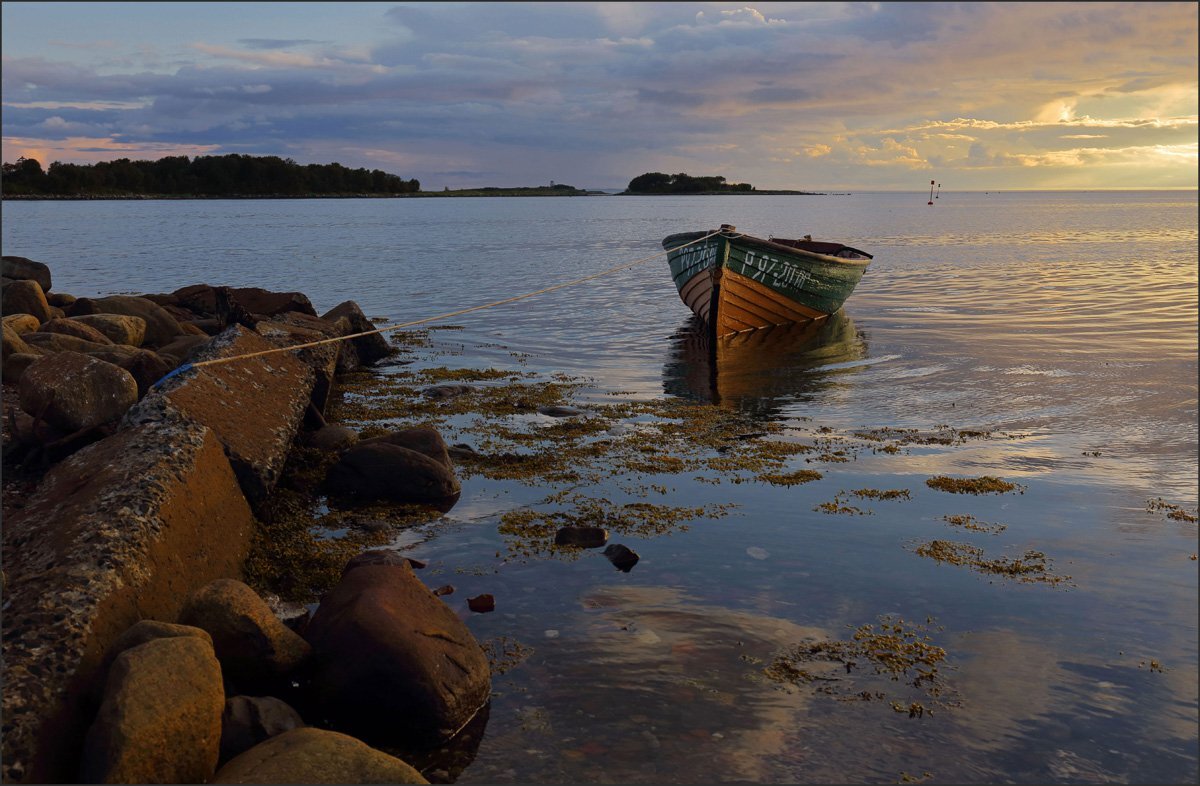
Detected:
left=2, top=2, right=1197, bottom=190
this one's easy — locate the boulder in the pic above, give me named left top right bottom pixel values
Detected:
left=18, top=351, right=138, bottom=432
left=360, top=426, right=453, bottom=470
left=20, top=331, right=110, bottom=354
left=3, top=352, right=41, bottom=386
left=3, top=324, right=40, bottom=360
left=3, top=313, right=41, bottom=335
left=37, top=317, right=114, bottom=345
left=8, top=408, right=68, bottom=446
left=70, top=313, right=146, bottom=346
left=219, top=695, right=305, bottom=764
left=232, top=287, right=318, bottom=317
left=343, top=550, right=424, bottom=573
left=80, top=636, right=224, bottom=784
left=74, top=295, right=183, bottom=348
left=212, top=728, right=427, bottom=784
left=308, top=424, right=359, bottom=452
left=325, top=442, right=460, bottom=506
left=603, top=544, right=640, bottom=572
left=1, top=279, right=52, bottom=322
left=156, top=334, right=211, bottom=367
left=302, top=560, right=490, bottom=745
left=179, top=579, right=312, bottom=691
left=96, top=620, right=214, bottom=695
left=321, top=301, right=392, bottom=366
left=2, top=256, right=52, bottom=292
left=86, top=346, right=172, bottom=397
left=47, top=292, right=76, bottom=308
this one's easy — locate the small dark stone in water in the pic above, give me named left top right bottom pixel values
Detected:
left=468, top=594, right=495, bottom=613
left=554, top=526, right=609, bottom=549
left=603, top=544, right=639, bottom=572
left=423, top=383, right=473, bottom=400
left=433, top=585, right=455, bottom=597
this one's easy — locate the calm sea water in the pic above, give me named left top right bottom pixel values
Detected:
left=4, top=192, right=1197, bottom=783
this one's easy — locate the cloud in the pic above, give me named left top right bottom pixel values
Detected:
left=237, top=38, right=330, bottom=50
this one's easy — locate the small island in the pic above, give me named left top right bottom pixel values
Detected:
left=1, top=155, right=827, bottom=199
left=622, top=171, right=825, bottom=195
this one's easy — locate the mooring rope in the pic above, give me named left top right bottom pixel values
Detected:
left=152, top=229, right=723, bottom=387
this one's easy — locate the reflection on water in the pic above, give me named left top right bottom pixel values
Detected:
left=661, top=311, right=867, bottom=416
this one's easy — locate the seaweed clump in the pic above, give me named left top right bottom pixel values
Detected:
left=913, top=539, right=1068, bottom=585
left=925, top=475, right=1025, bottom=495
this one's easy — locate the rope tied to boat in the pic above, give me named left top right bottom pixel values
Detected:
left=152, top=229, right=724, bottom=386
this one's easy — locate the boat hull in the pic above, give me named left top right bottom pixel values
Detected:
left=663, top=229, right=870, bottom=338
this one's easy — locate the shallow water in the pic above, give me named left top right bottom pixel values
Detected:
left=4, top=191, right=1197, bottom=783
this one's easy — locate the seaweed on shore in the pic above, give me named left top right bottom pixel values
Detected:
left=912, top=539, right=1068, bottom=585
left=925, top=475, right=1025, bottom=495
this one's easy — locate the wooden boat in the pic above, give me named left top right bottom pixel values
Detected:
left=662, top=224, right=872, bottom=338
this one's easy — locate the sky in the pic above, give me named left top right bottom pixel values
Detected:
left=2, top=2, right=1197, bottom=191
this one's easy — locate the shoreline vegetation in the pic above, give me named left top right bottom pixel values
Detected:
left=0, top=154, right=829, bottom=198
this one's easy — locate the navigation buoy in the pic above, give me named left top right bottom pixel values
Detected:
left=928, top=180, right=935, bottom=205
left=936, top=183, right=941, bottom=199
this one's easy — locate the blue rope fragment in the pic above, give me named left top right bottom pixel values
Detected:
left=150, top=362, right=194, bottom=389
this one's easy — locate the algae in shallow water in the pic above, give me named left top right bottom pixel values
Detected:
left=913, top=539, right=1067, bottom=585
left=925, top=475, right=1025, bottom=495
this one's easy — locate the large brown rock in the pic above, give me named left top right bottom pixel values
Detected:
left=2, top=323, right=41, bottom=360
left=172, top=284, right=318, bottom=319
left=80, top=636, right=225, bottom=784
left=123, top=324, right=316, bottom=505
left=360, top=426, right=453, bottom=470
left=70, top=314, right=147, bottom=346
left=322, top=301, right=393, bottom=366
left=3, top=313, right=41, bottom=335
left=18, top=351, right=138, bottom=432
left=255, top=312, right=341, bottom=415
left=74, top=295, right=183, bottom=348
left=96, top=621, right=214, bottom=694
left=302, top=560, right=490, bottom=745
left=179, top=579, right=312, bottom=690
left=86, top=346, right=172, bottom=397
left=213, top=728, right=427, bottom=784
left=1, top=413, right=256, bottom=784
left=37, top=317, right=114, bottom=345
left=21, top=330, right=112, bottom=354
left=2, top=255, right=52, bottom=292
left=3, top=352, right=41, bottom=385
left=325, top=442, right=460, bottom=506
left=1, top=278, right=52, bottom=322
left=155, top=334, right=211, bottom=367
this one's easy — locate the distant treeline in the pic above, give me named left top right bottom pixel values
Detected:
left=625, top=172, right=754, bottom=194
left=1, top=154, right=420, bottom=197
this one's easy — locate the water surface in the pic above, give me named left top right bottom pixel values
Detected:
left=4, top=191, right=1196, bottom=783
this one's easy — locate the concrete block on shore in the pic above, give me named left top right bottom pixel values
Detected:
left=0, top=411, right=255, bottom=784
left=124, top=324, right=316, bottom=505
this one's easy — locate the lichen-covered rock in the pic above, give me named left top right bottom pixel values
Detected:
left=219, top=695, right=305, bottom=764
left=37, top=317, right=114, bottom=345
left=70, top=313, right=147, bottom=346
left=302, top=560, right=490, bottom=745
left=1, top=255, right=52, bottom=292
left=212, top=728, right=427, bottom=784
left=80, top=636, right=224, bottom=784
left=1, top=278, right=52, bottom=322
left=124, top=324, right=315, bottom=505
left=97, top=620, right=214, bottom=694
left=179, top=579, right=312, bottom=690
left=47, top=291, right=77, bottom=308
left=325, top=442, right=460, bottom=506
left=0, top=412, right=255, bottom=784
left=18, top=351, right=138, bottom=432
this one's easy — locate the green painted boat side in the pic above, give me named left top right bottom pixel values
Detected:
left=662, top=228, right=871, bottom=329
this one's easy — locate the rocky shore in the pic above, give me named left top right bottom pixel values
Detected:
left=2, top=255, right=486, bottom=784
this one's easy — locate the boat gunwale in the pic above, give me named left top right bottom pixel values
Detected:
left=662, top=230, right=873, bottom=268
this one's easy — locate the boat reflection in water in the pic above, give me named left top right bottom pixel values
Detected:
left=662, top=309, right=867, bottom=418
